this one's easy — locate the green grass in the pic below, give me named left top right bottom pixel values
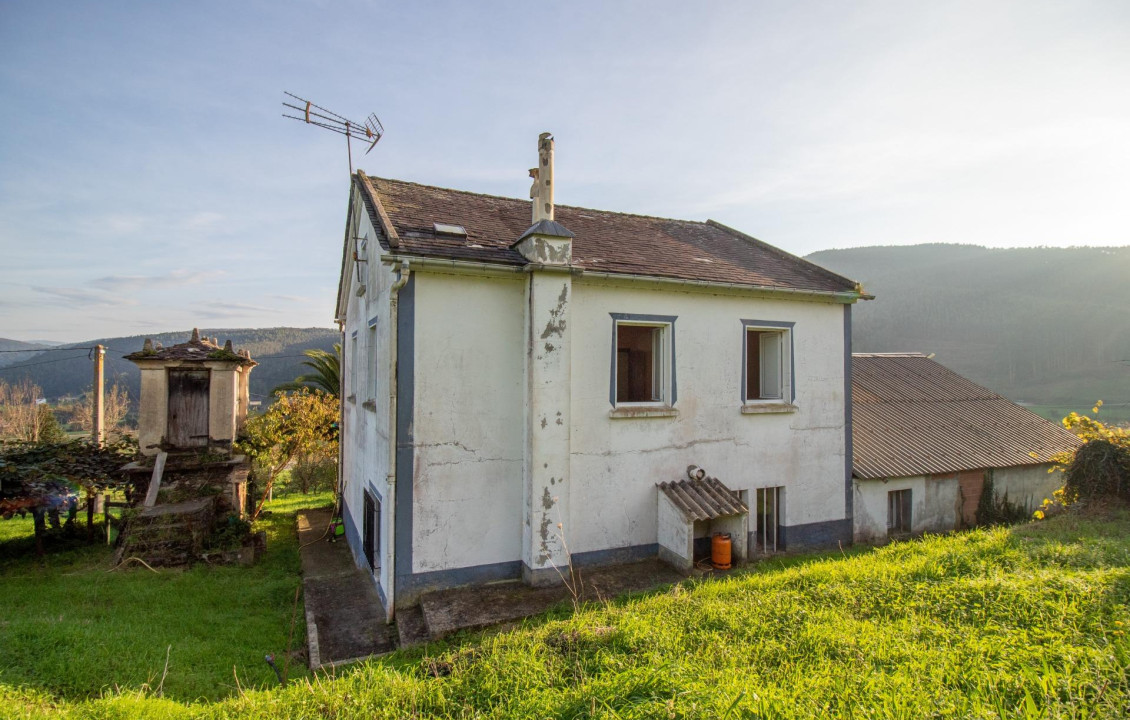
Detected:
left=0, top=490, right=334, bottom=706
left=4, top=506, right=1130, bottom=719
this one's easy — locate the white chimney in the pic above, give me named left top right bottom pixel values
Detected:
left=529, top=132, right=554, bottom=223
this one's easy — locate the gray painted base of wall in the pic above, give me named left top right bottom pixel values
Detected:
left=396, top=560, right=521, bottom=605
left=573, top=543, right=659, bottom=568
left=658, top=544, right=693, bottom=574
left=778, top=518, right=852, bottom=549
left=390, top=524, right=853, bottom=609
left=521, top=562, right=565, bottom=587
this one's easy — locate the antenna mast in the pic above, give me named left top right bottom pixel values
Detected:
left=282, top=91, right=384, bottom=174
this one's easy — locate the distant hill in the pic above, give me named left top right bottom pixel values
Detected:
left=0, top=338, right=54, bottom=368
left=807, top=244, right=1130, bottom=423
left=0, top=328, right=339, bottom=403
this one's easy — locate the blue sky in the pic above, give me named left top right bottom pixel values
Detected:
left=1, top=1, right=1128, bottom=342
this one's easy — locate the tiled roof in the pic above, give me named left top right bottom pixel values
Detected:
left=355, top=174, right=859, bottom=295
left=658, top=476, right=749, bottom=521
left=852, top=354, right=1080, bottom=480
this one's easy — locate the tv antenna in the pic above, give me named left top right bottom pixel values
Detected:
left=282, top=91, right=384, bottom=174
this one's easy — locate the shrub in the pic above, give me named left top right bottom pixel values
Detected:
left=1062, top=439, right=1130, bottom=503
left=976, top=473, right=1030, bottom=526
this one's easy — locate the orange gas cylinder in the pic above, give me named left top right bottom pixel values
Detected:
left=711, top=532, right=732, bottom=570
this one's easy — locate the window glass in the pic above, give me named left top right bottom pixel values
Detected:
left=368, top=325, right=377, bottom=399
left=617, top=324, right=662, bottom=403
left=745, top=327, right=788, bottom=401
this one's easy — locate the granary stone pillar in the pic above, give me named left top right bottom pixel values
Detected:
left=136, top=366, right=169, bottom=455
left=515, top=133, right=576, bottom=585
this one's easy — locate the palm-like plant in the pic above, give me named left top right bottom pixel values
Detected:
left=272, top=344, right=341, bottom=397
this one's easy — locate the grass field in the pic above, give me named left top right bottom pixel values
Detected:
left=0, top=490, right=334, bottom=706
left=4, top=504, right=1129, bottom=719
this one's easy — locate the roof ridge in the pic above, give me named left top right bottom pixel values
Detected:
left=707, top=220, right=863, bottom=295
left=363, top=175, right=723, bottom=227
left=852, top=352, right=927, bottom=357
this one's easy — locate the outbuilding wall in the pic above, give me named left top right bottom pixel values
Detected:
left=852, top=463, right=1060, bottom=543
left=992, top=464, right=1060, bottom=511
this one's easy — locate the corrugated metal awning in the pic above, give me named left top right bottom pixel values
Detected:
left=658, top=477, right=748, bottom=522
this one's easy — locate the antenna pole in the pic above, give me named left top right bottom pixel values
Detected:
left=281, top=92, right=382, bottom=176
left=346, top=122, right=353, bottom=174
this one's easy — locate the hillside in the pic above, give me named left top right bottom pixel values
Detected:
left=808, top=244, right=1130, bottom=423
left=0, top=327, right=339, bottom=402
left=0, top=338, right=53, bottom=368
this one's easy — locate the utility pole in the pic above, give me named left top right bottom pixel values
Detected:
left=92, top=344, right=104, bottom=446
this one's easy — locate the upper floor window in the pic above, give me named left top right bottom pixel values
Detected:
left=742, top=320, right=794, bottom=405
left=610, top=313, right=677, bottom=410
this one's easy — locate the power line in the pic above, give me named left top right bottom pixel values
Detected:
left=0, top=354, right=92, bottom=371
left=0, top=346, right=96, bottom=353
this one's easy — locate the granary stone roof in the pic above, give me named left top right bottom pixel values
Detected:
left=353, top=173, right=862, bottom=296
left=124, top=328, right=256, bottom=366
left=852, top=353, right=1080, bottom=480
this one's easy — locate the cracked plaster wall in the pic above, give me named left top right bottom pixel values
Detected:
left=566, top=279, right=848, bottom=555
left=410, top=272, right=526, bottom=572
left=340, top=208, right=394, bottom=606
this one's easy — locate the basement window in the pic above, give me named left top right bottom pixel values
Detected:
left=433, top=222, right=467, bottom=237
left=363, top=490, right=381, bottom=572
left=609, top=314, right=677, bottom=415
left=741, top=320, right=794, bottom=409
left=754, top=486, right=783, bottom=553
left=888, top=489, right=912, bottom=536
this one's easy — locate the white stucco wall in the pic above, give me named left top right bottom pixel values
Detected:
left=567, top=278, right=848, bottom=555
left=409, top=270, right=527, bottom=572
left=341, top=207, right=395, bottom=609
left=402, top=272, right=848, bottom=575
left=853, top=474, right=961, bottom=543
left=992, top=464, right=1061, bottom=511
left=853, top=463, right=1062, bottom=543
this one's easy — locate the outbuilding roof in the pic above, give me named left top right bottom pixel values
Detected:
left=852, top=353, right=1080, bottom=480
left=124, top=329, right=256, bottom=366
left=658, top=476, right=749, bottom=522
left=353, top=173, right=860, bottom=296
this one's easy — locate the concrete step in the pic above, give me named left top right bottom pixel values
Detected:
left=394, top=604, right=430, bottom=648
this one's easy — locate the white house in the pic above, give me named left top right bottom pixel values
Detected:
left=335, top=134, right=867, bottom=619
left=851, top=353, right=1081, bottom=543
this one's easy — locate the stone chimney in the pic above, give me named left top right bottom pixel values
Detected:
left=529, top=132, right=554, bottom=223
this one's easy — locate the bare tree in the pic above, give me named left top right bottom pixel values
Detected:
left=0, top=378, right=44, bottom=441
left=70, top=383, right=131, bottom=436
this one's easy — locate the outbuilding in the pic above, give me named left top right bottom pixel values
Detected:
left=851, top=353, right=1081, bottom=542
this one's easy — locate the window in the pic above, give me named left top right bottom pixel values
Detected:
left=609, top=314, right=677, bottom=408
left=888, top=489, right=912, bottom=535
left=363, top=490, right=380, bottom=571
left=741, top=320, right=794, bottom=404
left=754, top=486, right=783, bottom=553
left=349, top=331, right=359, bottom=400
left=367, top=317, right=378, bottom=401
